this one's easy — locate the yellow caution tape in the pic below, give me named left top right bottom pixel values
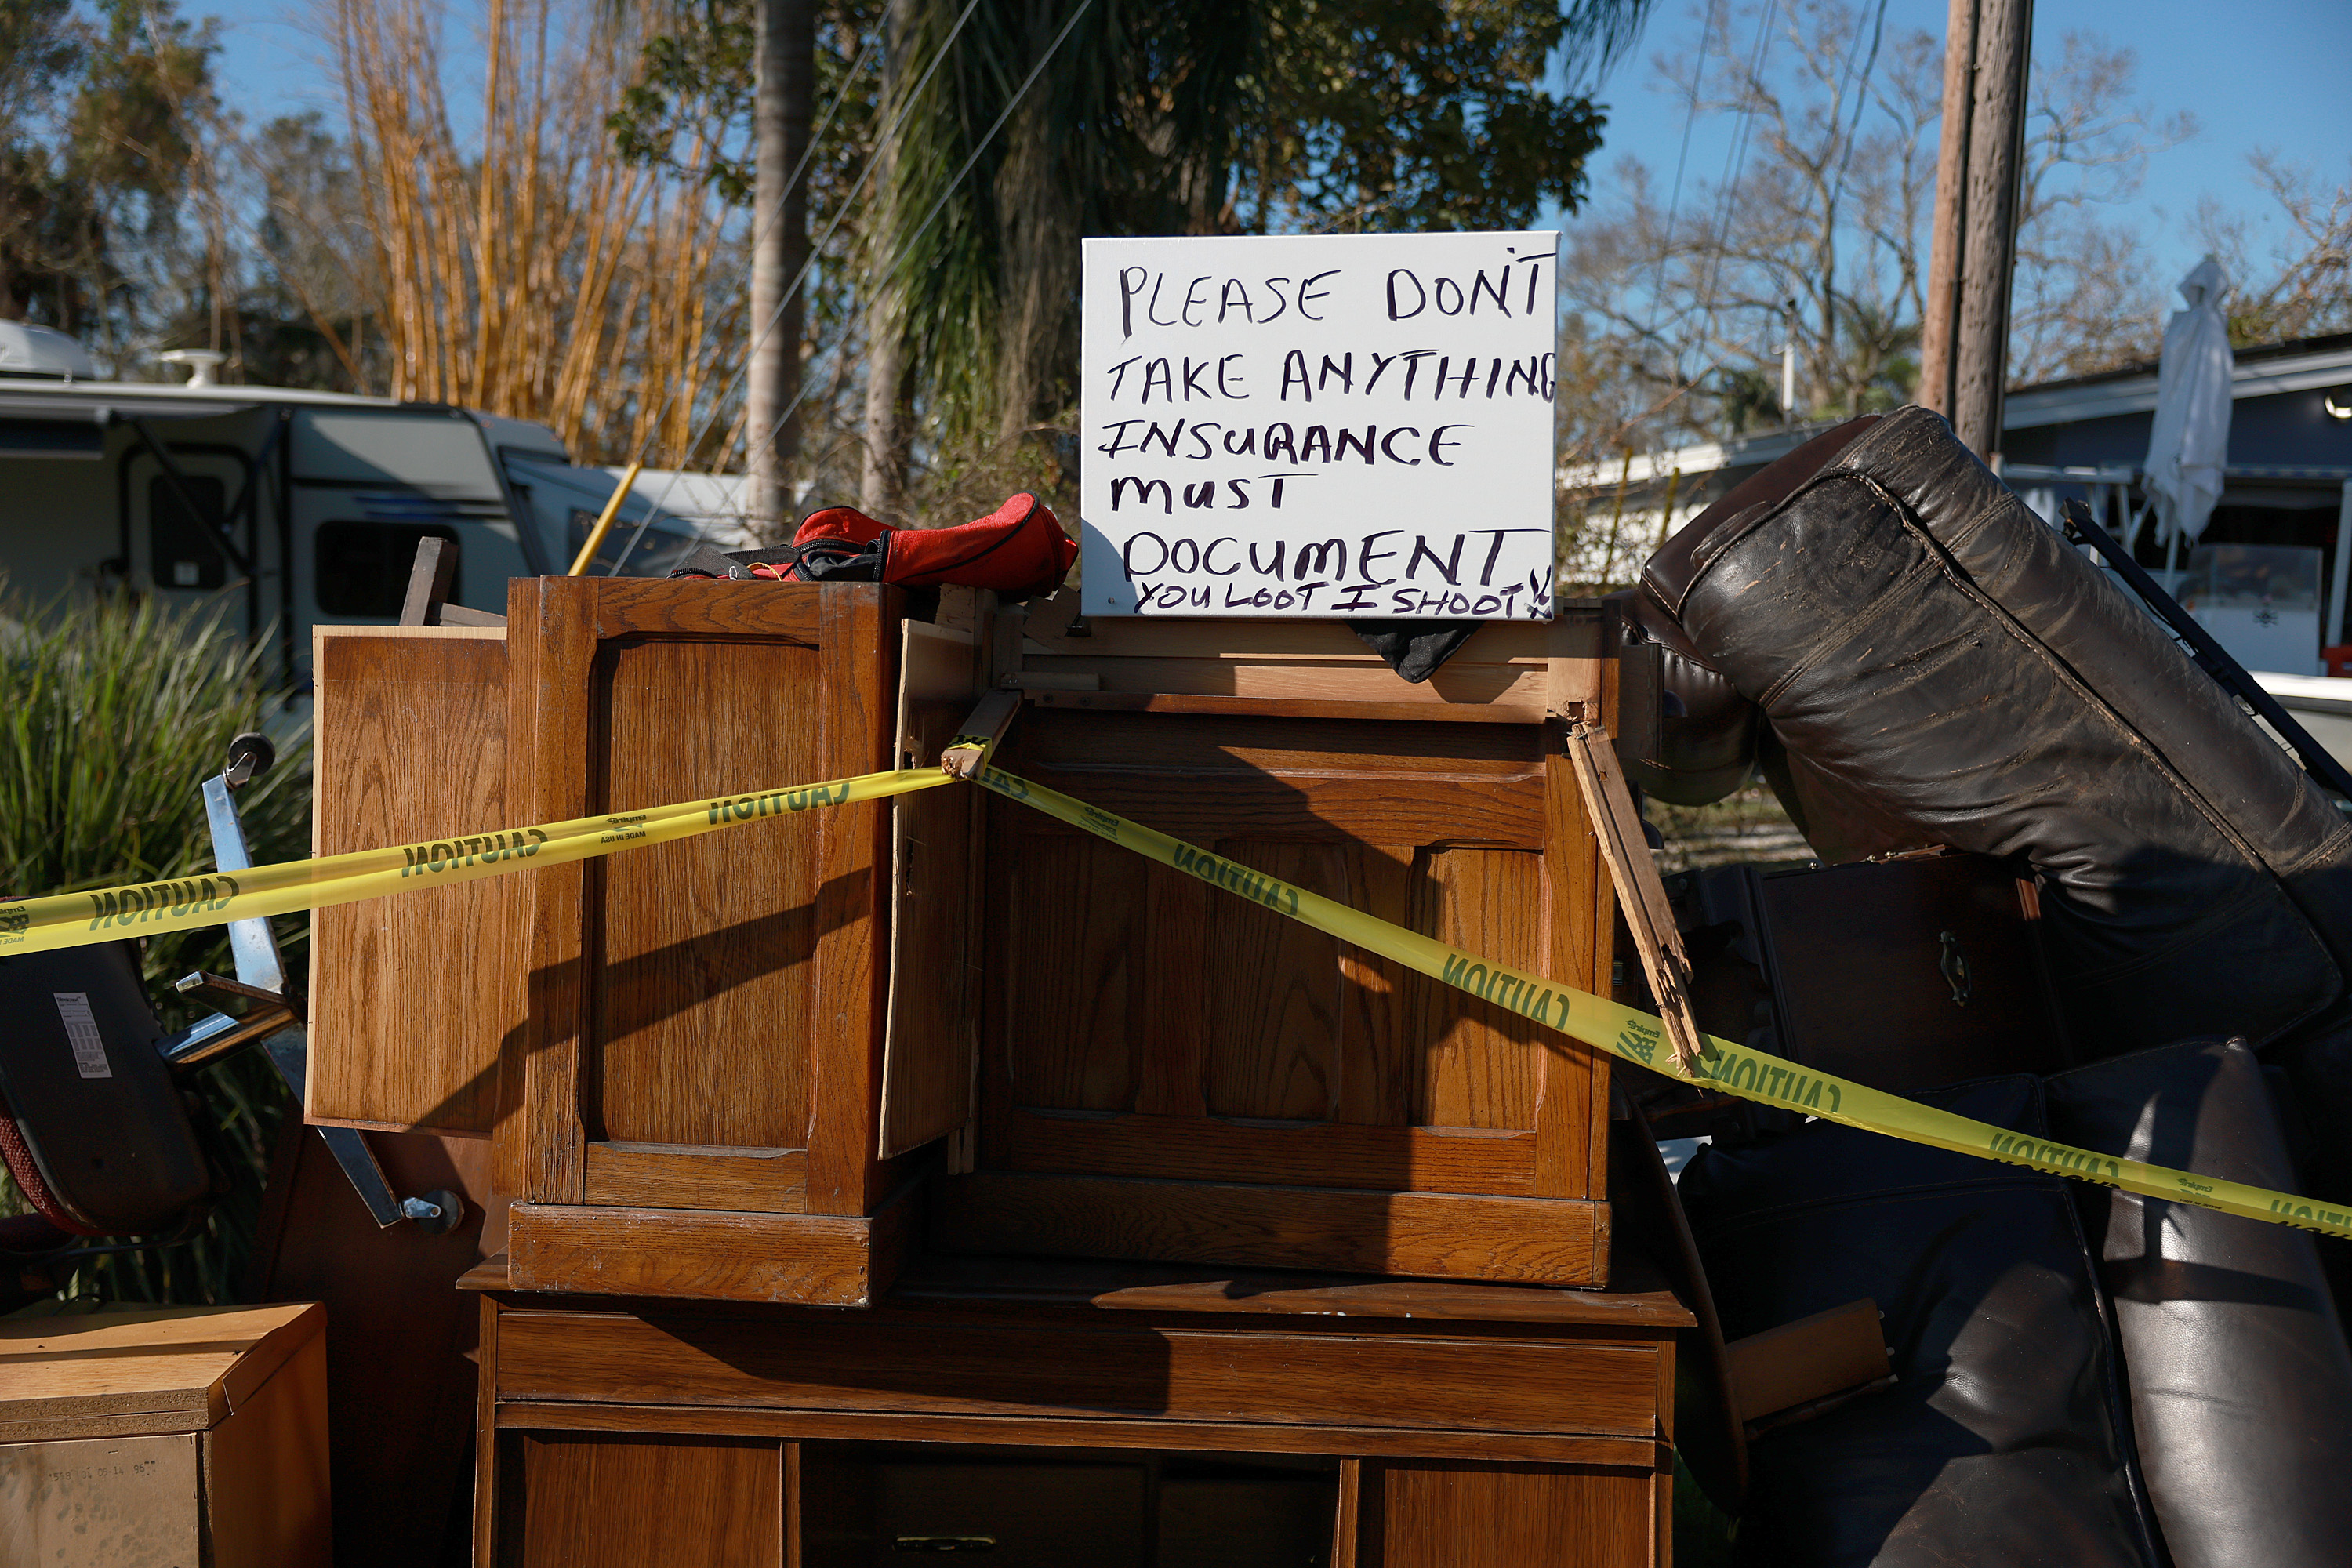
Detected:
left=975, top=764, right=2352, bottom=1243
left=10, top=750, right=2347, bottom=1241
left=0, top=768, right=956, bottom=957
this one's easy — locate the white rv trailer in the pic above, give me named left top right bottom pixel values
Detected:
left=0, top=323, right=750, bottom=689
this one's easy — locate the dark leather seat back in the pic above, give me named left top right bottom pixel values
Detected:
left=0, top=944, right=211, bottom=1237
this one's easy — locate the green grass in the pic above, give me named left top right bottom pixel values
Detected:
left=1, top=583, right=310, bottom=1304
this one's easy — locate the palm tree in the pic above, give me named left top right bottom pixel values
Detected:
left=851, top=0, right=1657, bottom=515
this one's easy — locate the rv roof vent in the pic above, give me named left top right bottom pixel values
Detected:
left=0, top=322, right=97, bottom=380
left=158, top=348, right=226, bottom=387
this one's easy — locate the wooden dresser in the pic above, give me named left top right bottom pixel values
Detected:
left=463, top=1252, right=1690, bottom=1567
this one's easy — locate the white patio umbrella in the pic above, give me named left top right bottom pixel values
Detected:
left=2143, top=255, right=2234, bottom=571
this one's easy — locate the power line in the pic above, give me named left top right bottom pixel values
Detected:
left=732, top=0, right=1101, bottom=491
left=607, top=0, right=993, bottom=568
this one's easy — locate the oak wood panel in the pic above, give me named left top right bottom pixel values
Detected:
left=490, top=1313, right=1661, bottom=1436
left=810, top=588, right=895, bottom=1213
left=879, top=619, right=982, bottom=1157
left=1409, top=849, right=1544, bottom=1131
left=999, top=836, right=1145, bottom=1112
left=993, top=1111, right=1536, bottom=1195
left=309, top=626, right=514, bottom=1134
left=582, top=1142, right=808, bottom=1213
left=1018, top=656, right=1551, bottom=708
left=1133, top=863, right=1211, bottom=1118
left=514, top=1432, right=782, bottom=1568
left=1372, top=1461, right=1658, bottom=1568
left=933, top=1174, right=1606, bottom=1287
left=507, top=1194, right=912, bottom=1306
left=586, top=575, right=824, bottom=641
left=885, top=1254, right=1693, bottom=1329
left=1001, top=710, right=1544, bottom=844
left=1027, top=691, right=1551, bottom=724
left=1206, top=840, right=1349, bottom=1120
left=201, top=1332, right=333, bottom=1568
left=1334, top=845, right=1416, bottom=1127
left=593, top=637, right=822, bottom=1148
left=513, top=575, right=596, bottom=1205
left=492, top=1403, right=1659, bottom=1468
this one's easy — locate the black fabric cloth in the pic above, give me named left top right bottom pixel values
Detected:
left=2046, top=1038, right=2352, bottom=1568
left=1649, top=404, right=2352, bottom=1065
left=1679, top=1076, right=2164, bottom=1568
left=1346, top=619, right=1482, bottom=682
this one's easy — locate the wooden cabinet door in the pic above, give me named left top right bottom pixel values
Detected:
left=955, top=702, right=1613, bottom=1286
left=503, top=579, right=916, bottom=1304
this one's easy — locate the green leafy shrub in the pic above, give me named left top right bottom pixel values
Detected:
left=0, top=583, right=310, bottom=1304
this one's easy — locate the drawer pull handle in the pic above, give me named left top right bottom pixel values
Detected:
left=896, top=1537, right=997, bottom=1554
left=1940, top=930, right=1972, bottom=1007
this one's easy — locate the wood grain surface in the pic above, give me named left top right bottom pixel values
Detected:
left=594, top=636, right=823, bottom=1148
left=489, top=1310, right=1661, bottom=1436
left=0, top=1303, right=323, bottom=1443
left=1370, top=1460, right=1660, bottom=1568
left=201, top=1332, right=332, bottom=1568
left=492, top=1403, right=1657, bottom=1469
left=582, top=1142, right=809, bottom=1213
left=506, top=1191, right=912, bottom=1306
left=933, top=1174, right=1606, bottom=1287
left=308, top=626, right=515, bottom=1133
left=514, top=1432, right=783, bottom=1567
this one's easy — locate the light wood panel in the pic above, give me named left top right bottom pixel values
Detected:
left=880, top=619, right=985, bottom=1156
left=506, top=1192, right=913, bottom=1306
left=0, top=1303, right=324, bottom=1443
left=934, top=1174, right=1606, bottom=1286
left=514, top=1433, right=782, bottom=1568
left=496, top=1403, right=1659, bottom=1468
left=1372, top=1461, right=1661, bottom=1568
left=308, top=626, right=514, bottom=1134
left=594, top=637, right=822, bottom=1149
left=492, top=1310, right=1661, bottom=1436
left=582, top=1142, right=808, bottom=1212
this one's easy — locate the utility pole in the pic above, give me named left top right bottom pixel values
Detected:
left=748, top=0, right=815, bottom=537
left=1918, top=0, right=2032, bottom=464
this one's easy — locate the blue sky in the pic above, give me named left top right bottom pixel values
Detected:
left=202, top=0, right=2347, bottom=296
left=1573, top=0, right=2352, bottom=292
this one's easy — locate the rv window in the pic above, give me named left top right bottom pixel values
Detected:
left=316, top=521, right=459, bottom=617
left=150, top=475, right=229, bottom=590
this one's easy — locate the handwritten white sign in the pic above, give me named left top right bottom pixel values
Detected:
left=1080, top=230, right=1558, bottom=620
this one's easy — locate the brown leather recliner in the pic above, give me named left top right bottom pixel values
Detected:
left=1639, top=406, right=2352, bottom=1094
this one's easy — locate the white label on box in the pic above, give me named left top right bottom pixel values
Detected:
left=1080, top=230, right=1559, bottom=619
left=53, top=992, right=111, bottom=1079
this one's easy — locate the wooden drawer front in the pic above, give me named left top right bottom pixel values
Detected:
left=1371, top=1459, right=1658, bottom=1568
left=592, top=637, right=826, bottom=1149
left=513, top=1433, right=782, bottom=1568
left=309, top=627, right=514, bottom=1134
left=492, top=1312, right=1664, bottom=1438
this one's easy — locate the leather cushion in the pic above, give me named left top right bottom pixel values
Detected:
left=1680, top=1076, right=2161, bottom=1568
left=2047, top=1038, right=2352, bottom=1568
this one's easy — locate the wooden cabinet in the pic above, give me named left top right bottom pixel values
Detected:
left=938, top=606, right=1619, bottom=1286
left=0, top=1303, right=332, bottom=1568
left=466, top=1255, right=1686, bottom=1567
left=308, top=580, right=990, bottom=1306
left=500, top=579, right=985, bottom=1305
